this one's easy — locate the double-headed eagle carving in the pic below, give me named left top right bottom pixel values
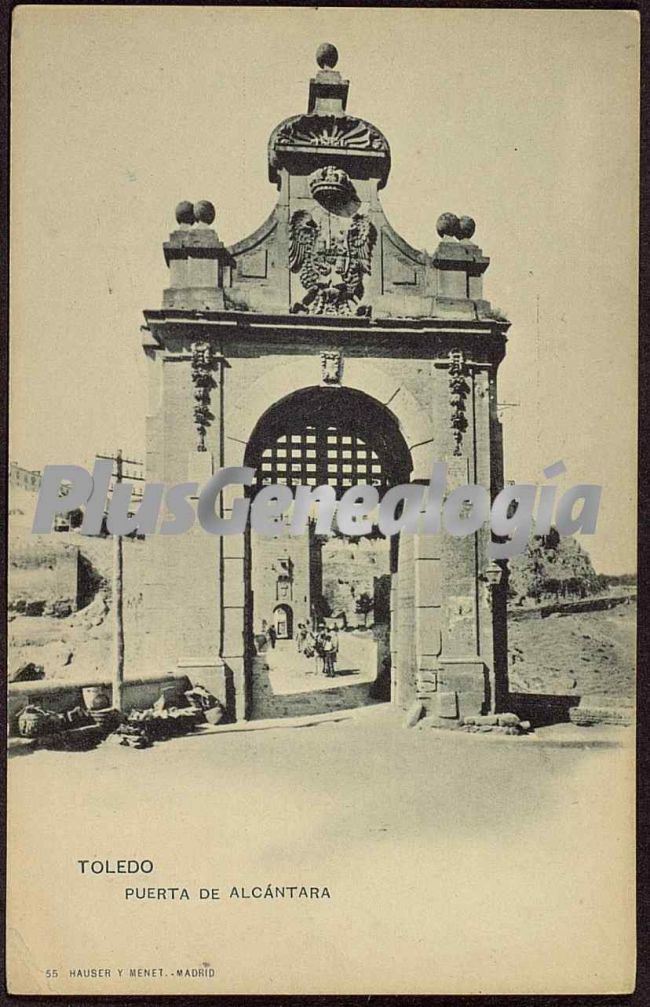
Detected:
left=289, top=210, right=377, bottom=316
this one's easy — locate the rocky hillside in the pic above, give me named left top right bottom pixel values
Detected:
left=507, top=528, right=604, bottom=605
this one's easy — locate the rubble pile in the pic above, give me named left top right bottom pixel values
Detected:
left=15, top=682, right=226, bottom=752
left=16, top=703, right=101, bottom=750
left=106, top=683, right=226, bottom=748
left=457, top=713, right=532, bottom=735
left=10, top=662, right=45, bottom=683
left=113, top=702, right=199, bottom=749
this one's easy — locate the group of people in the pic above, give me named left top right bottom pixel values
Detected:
left=255, top=619, right=340, bottom=677
left=296, top=623, right=339, bottom=677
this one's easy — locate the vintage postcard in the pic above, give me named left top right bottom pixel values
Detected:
left=6, top=5, right=638, bottom=995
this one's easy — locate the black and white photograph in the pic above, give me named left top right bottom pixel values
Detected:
left=6, top=5, right=638, bottom=995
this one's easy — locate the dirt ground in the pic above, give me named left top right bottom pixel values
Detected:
left=508, top=600, right=636, bottom=701
left=8, top=530, right=145, bottom=682
left=8, top=593, right=113, bottom=681
left=6, top=705, right=635, bottom=995
left=8, top=596, right=637, bottom=707
left=263, top=634, right=377, bottom=694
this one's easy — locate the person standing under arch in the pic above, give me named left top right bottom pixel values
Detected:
left=296, top=623, right=308, bottom=654
left=322, top=629, right=337, bottom=677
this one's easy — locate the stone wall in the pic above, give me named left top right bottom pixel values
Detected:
left=251, top=530, right=311, bottom=638
left=8, top=535, right=79, bottom=616
left=320, top=537, right=390, bottom=627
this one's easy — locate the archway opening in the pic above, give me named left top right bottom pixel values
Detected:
left=273, top=603, right=293, bottom=640
left=244, top=385, right=412, bottom=720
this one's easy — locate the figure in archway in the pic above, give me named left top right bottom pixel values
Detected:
left=296, top=623, right=308, bottom=654
left=245, top=384, right=412, bottom=714
left=323, top=627, right=339, bottom=677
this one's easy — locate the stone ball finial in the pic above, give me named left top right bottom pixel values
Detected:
left=457, top=215, right=476, bottom=240
left=175, top=200, right=195, bottom=225
left=316, top=42, right=339, bottom=69
left=193, top=200, right=216, bottom=225
left=436, top=212, right=459, bottom=239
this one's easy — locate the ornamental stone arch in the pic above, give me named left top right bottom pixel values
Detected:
left=243, top=384, right=413, bottom=489
left=140, top=43, right=511, bottom=725
left=226, top=357, right=431, bottom=477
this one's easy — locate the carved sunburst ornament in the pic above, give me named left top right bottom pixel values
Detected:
left=276, top=114, right=387, bottom=152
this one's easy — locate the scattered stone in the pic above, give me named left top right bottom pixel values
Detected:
left=89, top=708, right=123, bottom=735
left=65, top=706, right=94, bottom=728
left=404, top=701, right=425, bottom=728
left=110, top=724, right=152, bottom=749
left=43, top=601, right=74, bottom=619
left=122, top=698, right=202, bottom=744
left=23, top=601, right=45, bottom=617
left=17, top=704, right=66, bottom=738
left=569, top=704, right=633, bottom=727
left=44, top=725, right=103, bottom=751
left=9, top=662, right=45, bottom=683
left=185, top=684, right=219, bottom=711
left=496, top=713, right=520, bottom=727
left=457, top=714, right=532, bottom=736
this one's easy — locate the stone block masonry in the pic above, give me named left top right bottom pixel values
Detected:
left=139, top=44, right=511, bottom=724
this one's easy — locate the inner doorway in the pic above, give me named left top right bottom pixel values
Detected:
left=245, top=385, right=412, bottom=719
left=273, top=603, right=293, bottom=640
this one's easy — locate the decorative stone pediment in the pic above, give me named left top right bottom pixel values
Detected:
left=154, top=44, right=507, bottom=322
left=267, top=42, right=390, bottom=189
left=274, top=113, right=388, bottom=152
left=268, top=115, right=390, bottom=189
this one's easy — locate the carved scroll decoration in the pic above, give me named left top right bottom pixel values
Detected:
left=449, top=349, right=471, bottom=456
left=191, top=341, right=216, bottom=452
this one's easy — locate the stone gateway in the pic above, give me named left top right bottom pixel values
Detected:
left=139, top=45, right=511, bottom=725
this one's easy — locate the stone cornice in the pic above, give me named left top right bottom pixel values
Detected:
left=144, top=307, right=509, bottom=333
left=142, top=309, right=509, bottom=366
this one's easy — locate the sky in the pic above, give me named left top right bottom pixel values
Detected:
left=9, top=6, right=639, bottom=573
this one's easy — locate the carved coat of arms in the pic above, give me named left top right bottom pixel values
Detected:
left=321, top=350, right=343, bottom=385
left=289, top=210, right=377, bottom=316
